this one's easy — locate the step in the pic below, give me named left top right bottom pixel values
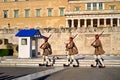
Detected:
left=0, top=63, right=120, bottom=67
left=0, top=62, right=120, bottom=67
left=2, top=59, right=120, bottom=63
left=0, top=63, right=39, bottom=67
left=1, top=59, right=120, bottom=62
left=1, top=58, right=120, bottom=67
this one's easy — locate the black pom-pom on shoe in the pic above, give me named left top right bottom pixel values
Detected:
left=63, top=64, right=70, bottom=67
left=91, top=64, right=97, bottom=68
left=73, top=65, right=79, bottom=67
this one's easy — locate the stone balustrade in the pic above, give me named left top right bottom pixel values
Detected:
left=0, top=27, right=120, bottom=34
left=65, top=10, right=120, bottom=15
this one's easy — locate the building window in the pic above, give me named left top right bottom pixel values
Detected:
left=110, top=5, right=115, bottom=10
left=93, top=3, right=97, bottom=10
left=99, top=2, right=103, bottom=10
left=74, top=7, right=80, bottom=11
left=48, top=8, right=52, bottom=16
left=87, top=3, right=91, bottom=10
left=59, top=8, right=64, bottom=16
left=36, top=9, right=41, bottom=17
left=25, top=9, right=30, bottom=17
left=21, top=39, right=27, bottom=45
left=3, top=10, right=8, bottom=18
left=14, top=10, right=19, bottom=18
left=3, top=0, right=7, bottom=2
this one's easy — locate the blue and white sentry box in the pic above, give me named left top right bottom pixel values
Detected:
left=16, top=29, right=45, bottom=58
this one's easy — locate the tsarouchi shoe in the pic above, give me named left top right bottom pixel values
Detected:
left=99, top=65, right=105, bottom=68
left=46, top=64, right=52, bottom=67
left=63, top=64, right=70, bottom=67
left=39, top=64, right=45, bottom=66
left=91, top=64, right=97, bottom=68
left=73, top=65, right=79, bottom=67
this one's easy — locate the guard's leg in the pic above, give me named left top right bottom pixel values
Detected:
left=45, top=56, right=52, bottom=67
left=95, top=58, right=99, bottom=66
left=98, top=55, right=105, bottom=68
left=101, top=57, right=104, bottom=61
left=39, top=55, right=45, bottom=66
left=91, top=55, right=97, bottom=67
left=71, top=55, right=79, bottom=67
left=69, top=55, right=73, bottom=64
left=63, top=55, right=70, bottom=67
left=52, top=56, right=56, bottom=64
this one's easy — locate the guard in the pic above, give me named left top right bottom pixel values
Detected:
left=39, top=37, right=52, bottom=67
left=63, top=36, right=79, bottom=67
left=91, top=34, right=105, bottom=68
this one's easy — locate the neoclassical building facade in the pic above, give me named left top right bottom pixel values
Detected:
left=66, top=0, right=120, bottom=28
left=0, top=0, right=120, bottom=29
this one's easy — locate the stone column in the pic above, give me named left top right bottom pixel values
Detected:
left=97, top=19, right=100, bottom=27
left=117, top=18, right=120, bottom=27
left=104, top=18, right=106, bottom=27
left=111, top=18, right=113, bottom=27
left=91, top=19, right=93, bottom=27
left=84, top=19, right=87, bottom=27
left=72, top=19, right=74, bottom=27
left=103, top=3, right=105, bottom=10
left=78, top=19, right=80, bottom=27
left=91, top=3, right=93, bottom=10
left=97, top=3, right=99, bottom=10
left=66, top=19, right=69, bottom=27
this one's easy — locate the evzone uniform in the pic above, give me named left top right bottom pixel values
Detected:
left=39, top=37, right=52, bottom=67
left=64, top=37, right=79, bottom=67
left=91, top=34, right=105, bottom=68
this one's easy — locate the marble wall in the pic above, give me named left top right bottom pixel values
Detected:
left=38, top=31, right=120, bottom=55
left=0, top=28, right=120, bottom=56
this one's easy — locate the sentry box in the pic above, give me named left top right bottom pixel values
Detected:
left=16, top=29, right=45, bottom=58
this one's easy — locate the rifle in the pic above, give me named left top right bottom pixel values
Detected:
left=65, top=34, right=78, bottom=45
left=44, top=33, right=53, bottom=40
left=40, top=33, right=52, bottom=48
left=48, top=33, right=52, bottom=39
left=99, top=31, right=104, bottom=37
left=91, top=31, right=104, bottom=45
left=73, top=34, right=78, bottom=39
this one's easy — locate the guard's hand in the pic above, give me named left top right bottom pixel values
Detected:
left=91, top=43, right=93, bottom=46
left=40, top=45, right=42, bottom=48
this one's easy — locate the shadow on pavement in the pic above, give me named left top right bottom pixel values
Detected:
left=34, top=75, right=51, bottom=80
left=0, top=72, right=28, bottom=80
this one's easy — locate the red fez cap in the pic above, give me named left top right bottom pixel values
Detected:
left=44, top=37, right=48, bottom=41
left=95, top=34, right=99, bottom=37
left=69, top=37, right=73, bottom=40
left=95, top=34, right=99, bottom=39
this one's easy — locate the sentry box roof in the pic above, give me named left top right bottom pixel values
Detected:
left=15, top=29, right=46, bottom=38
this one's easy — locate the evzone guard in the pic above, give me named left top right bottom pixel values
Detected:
left=63, top=34, right=79, bottom=67
left=91, top=31, right=105, bottom=68
left=39, top=34, right=52, bottom=67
